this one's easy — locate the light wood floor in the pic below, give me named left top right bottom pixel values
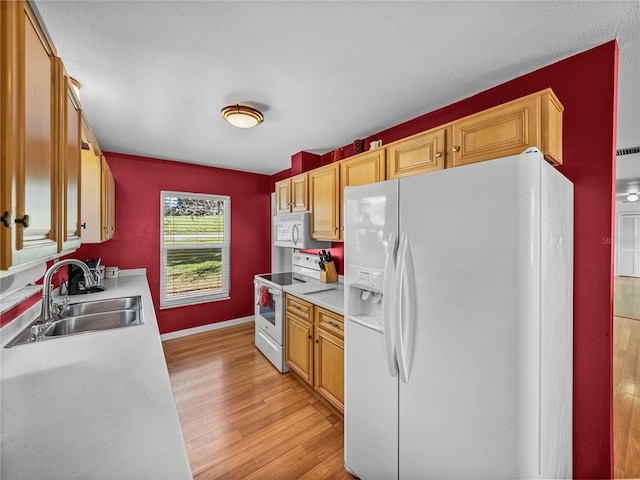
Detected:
left=162, top=323, right=356, bottom=480
left=614, top=276, right=640, bottom=479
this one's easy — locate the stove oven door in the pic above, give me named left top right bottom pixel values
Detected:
left=254, top=280, right=284, bottom=346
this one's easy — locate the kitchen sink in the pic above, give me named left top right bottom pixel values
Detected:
left=4, top=296, right=144, bottom=348
left=43, top=310, right=141, bottom=336
left=57, top=296, right=140, bottom=317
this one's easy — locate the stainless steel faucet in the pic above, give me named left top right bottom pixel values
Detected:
left=40, top=259, right=99, bottom=323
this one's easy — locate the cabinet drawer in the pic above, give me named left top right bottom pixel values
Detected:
left=286, top=294, right=313, bottom=321
left=315, top=307, right=343, bottom=338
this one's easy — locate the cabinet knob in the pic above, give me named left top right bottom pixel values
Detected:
left=315, top=339, right=319, bottom=344
left=308, top=334, right=312, bottom=339
left=452, top=146, right=461, bottom=152
left=81, top=223, right=87, bottom=229
left=1, top=211, right=11, bottom=227
left=15, top=214, right=30, bottom=228
left=334, top=226, right=339, bottom=232
left=435, top=152, right=442, bottom=158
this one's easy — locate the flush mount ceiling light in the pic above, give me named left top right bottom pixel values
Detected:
left=220, top=103, right=264, bottom=128
left=627, top=192, right=639, bottom=202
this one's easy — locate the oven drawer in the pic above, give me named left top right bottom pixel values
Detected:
left=286, top=294, right=313, bottom=321
left=255, top=326, right=289, bottom=373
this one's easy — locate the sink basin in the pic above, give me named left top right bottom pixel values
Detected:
left=58, top=296, right=140, bottom=317
left=4, top=296, right=144, bottom=348
left=43, top=310, right=142, bottom=336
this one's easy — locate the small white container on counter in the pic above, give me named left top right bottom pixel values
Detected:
left=104, top=266, right=119, bottom=279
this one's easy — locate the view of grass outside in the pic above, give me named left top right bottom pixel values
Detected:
left=165, top=248, right=222, bottom=296
left=162, top=195, right=229, bottom=302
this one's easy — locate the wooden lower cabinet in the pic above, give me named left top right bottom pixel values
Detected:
left=285, top=294, right=344, bottom=412
left=285, top=295, right=314, bottom=383
left=314, top=307, right=344, bottom=413
left=286, top=314, right=314, bottom=383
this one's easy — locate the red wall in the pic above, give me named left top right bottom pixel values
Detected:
left=292, top=42, right=617, bottom=478
left=71, top=152, right=272, bottom=335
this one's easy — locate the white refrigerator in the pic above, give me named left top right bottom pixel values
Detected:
left=343, top=148, right=573, bottom=479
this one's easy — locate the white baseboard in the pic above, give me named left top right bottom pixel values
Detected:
left=160, top=316, right=254, bottom=341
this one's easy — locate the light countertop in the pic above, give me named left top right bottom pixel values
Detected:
left=0, top=270, right=192, bottom=480
left=283, top=281, right=344, bottom=316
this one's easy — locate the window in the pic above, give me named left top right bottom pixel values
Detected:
left=160, top=191, right=230, bottom=308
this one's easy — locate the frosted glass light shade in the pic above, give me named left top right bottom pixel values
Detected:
left=221, top=104, right=264, bottom=128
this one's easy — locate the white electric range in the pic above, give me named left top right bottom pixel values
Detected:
left=254, top=252, right=334, bottom=372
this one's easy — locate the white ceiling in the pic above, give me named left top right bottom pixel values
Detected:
left=34, top=1, right=639, bottom=191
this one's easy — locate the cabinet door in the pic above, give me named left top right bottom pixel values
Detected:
left=309, top=163, right=340, bottom=241
left=286, top=314, right=314, bottom=384
left=314, top=326, right=344, bottom=413
left=339, top=150, right=386, bottom=238
left=275, top=178, right=291, bottom=215
left=58, top=70, right=82, bottom=253
left=340, top=150, right=385, bottom=188
left=102, top=157, right=116, bottom=241
left=387, top=128, right=445, bottom=179
left=290, top=173, right=308, bottom=213
left=0, top=2, right=58, bottom=270
left=451, top=95, right=541, bottom=167
left=80, top=146, right=102, bottom=243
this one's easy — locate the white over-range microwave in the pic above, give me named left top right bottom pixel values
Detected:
left=273, top=212, right=330, bottom=249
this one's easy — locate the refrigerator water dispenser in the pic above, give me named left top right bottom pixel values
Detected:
left=347, top=266, right=386, bottom=330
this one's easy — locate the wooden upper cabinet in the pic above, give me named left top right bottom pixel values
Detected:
left=275, top=178, right=291, bottom=215
left=80, top=143, right=102, bottom=243
left=339, top=149, right=386, bottom=239
left=290, top=174, right=308, bottom=212
left=58, top=65, right=82, bottom=253
left=1, top=1, right=59, bottom=270
left=386, top=128, right=446, bottom=179
left=102, top=157, right=116, bottom=241
left=451, top=89, right=563, bottom=167
left=275, top=173, right=308, bottom=215
left=80, top=116, right=115, bottom=243
left=309, top=163, right=340, bottom=241
left=340, top=149, right=386, bottom=188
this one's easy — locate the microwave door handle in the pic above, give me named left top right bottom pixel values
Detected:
left=292, top=223, right=299, bottom=246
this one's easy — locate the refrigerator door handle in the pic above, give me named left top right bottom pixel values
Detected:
left=382, top=232, right=398, bottom=377
left=396, top=233, right=416, bottom=384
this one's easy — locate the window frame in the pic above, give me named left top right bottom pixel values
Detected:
left=159, top=190, right=231, bottom=309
